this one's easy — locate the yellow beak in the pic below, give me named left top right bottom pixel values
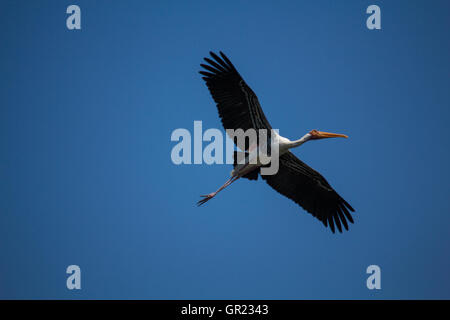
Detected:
left=316, top=131, right=348, bottom=139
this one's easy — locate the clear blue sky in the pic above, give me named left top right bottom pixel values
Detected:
left=1, top=0, right=449, bottom=299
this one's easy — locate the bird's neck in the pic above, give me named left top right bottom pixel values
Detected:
left=287, top=133, right=311, bottom=149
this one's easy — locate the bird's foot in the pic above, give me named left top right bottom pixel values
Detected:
left=197, top=192, right=216, bottom=206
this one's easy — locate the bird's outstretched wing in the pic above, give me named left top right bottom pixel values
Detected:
left=200, top=51, right=272, bottom=151
left=261, top=151, right=355, bottom=233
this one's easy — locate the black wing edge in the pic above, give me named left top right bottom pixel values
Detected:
left=320, top=196, right=355, bottom=234
left=263, top=153, right=356, bottom=234
left=199, top=51, right=241, bottom=80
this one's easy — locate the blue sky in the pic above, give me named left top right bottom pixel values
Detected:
left=0, top=0, right=449, bottom=299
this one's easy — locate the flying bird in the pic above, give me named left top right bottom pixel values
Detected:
left=198, top=51, right=355, bottom=233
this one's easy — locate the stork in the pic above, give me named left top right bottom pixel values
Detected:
left=197, top=51, right=355, bottom=233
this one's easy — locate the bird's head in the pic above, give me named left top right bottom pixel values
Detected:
left=309, top=129, right=348, bottom=140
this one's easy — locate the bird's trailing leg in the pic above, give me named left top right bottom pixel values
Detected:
left=197, top=175, right=240, bottom=206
